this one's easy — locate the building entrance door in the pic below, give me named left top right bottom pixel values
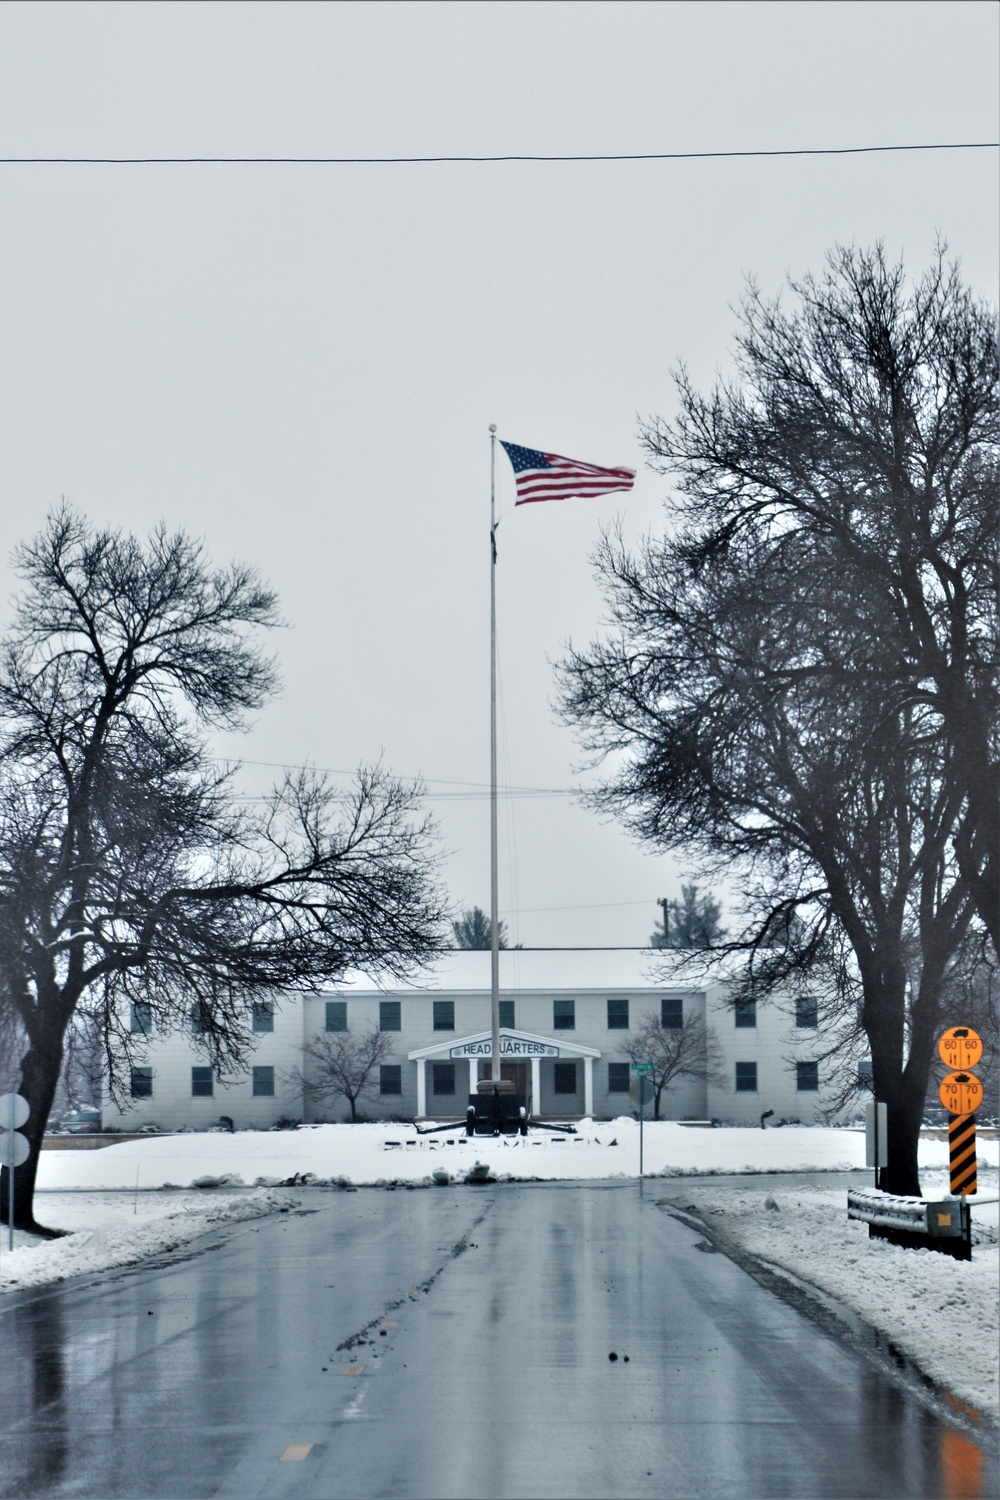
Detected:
left=477, top=1059, right=531, bottom=1110
left=502, top=1060, right=529, bottom=1110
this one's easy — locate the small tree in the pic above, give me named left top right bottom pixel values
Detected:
left=621, top=1012, right=724, bottom=1120
left=289, top=1025, right=395, bottom=1122
left=452, top=906, right=520, bottom=950
left=651, top=886, right=727, bottom=948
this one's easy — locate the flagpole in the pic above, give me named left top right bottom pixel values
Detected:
left=489, top=424, right=501, bottom=1084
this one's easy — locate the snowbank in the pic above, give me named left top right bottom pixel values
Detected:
left=661, top=1172, right=1000, bottom=1424
left=35, top=1119, right=1000, bottom=1189
left=0, top=1188, right=296, bottom=1294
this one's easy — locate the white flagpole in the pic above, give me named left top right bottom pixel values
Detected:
left=488, top=425, right=501, bottom=1084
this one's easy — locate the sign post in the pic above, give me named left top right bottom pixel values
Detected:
left=0, top=1093, right=30, bottom=1256
left=630, top=1064, right=653, bottom=1182
left=865, top=1100, right=887, bottom=1189
left=937, top=1027, right=983, bottom=1199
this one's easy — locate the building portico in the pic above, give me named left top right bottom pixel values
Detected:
left=408, top=1028, right=601, bottom=1118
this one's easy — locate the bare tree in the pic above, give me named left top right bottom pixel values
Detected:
left=0, top=509, right=446, bottom=1229
left=559, top=246, right=996, bottom=1195
left=288, top=1025, right=396, bottom=1122
left=620, top=1012, right=724, bottom=1120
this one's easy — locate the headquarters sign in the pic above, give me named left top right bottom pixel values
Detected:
left=450, top=1035, right=560, bottom=1060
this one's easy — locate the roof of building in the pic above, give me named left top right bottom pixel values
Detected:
left=320, top=948, right=736, bottom=995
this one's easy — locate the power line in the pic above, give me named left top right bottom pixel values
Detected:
left=1, top=142, right=996, bottom=166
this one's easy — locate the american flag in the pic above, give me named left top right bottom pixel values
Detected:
left=499, top=441, right=635, bottom=505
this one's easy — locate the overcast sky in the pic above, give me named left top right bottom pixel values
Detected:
left=0, top=1, right=997, bottom=948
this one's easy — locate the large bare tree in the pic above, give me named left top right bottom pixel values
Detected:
left=0, top=509, right=446, bottom=1229
left=559, top=246, right=996, bottom=1195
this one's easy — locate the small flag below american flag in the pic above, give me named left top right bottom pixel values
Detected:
left=500, top=441, right=635, bottom=505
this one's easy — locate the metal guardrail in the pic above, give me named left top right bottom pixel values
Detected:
left=847, top=1189, right=972, bottom=1259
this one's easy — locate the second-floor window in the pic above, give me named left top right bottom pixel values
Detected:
left=607, top=999, right=629, bottom=1030
left=379, top=1001, right=401, bottom=1032
left=553, top=999, right=575, bottom=1031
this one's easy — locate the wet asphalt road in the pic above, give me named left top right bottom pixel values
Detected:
left=0, top=1182, right=996, bottom=1500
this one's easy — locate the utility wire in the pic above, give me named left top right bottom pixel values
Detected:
left=1, top=142, right=996, bottom=165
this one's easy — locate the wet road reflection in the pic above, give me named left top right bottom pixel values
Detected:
left=0, top=1184, right=994, bottom=1499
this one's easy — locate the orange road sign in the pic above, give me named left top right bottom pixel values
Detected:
left=937, top=1026, right=983, bottom=1072
left=938, top=1072, right=985, bottom=1116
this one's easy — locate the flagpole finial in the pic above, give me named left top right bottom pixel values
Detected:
left=489, top=423, right=497, bottom=433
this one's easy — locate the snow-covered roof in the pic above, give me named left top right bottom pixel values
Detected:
left=323, top=948, right=736, bottom=995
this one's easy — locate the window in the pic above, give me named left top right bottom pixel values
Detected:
left=252, top=1000, right=274, bottom=1034
left=553, top=999, right=575, bottom=1031
left=189, top=1002, right=210, bottom=1034
left=191, top=1067, right=214, bottom=1098
left=252, top=1066, right=275, bottom=1097
left=130, top=1066, right=153, bottom=1099
left=432, top=1063, right=456, bottom=1096
left=735, top=1062, right=757, bottom=1093
left=498, top=1000, right=515, bottom=1029
left=608, top=1062, right=630, bottom=1093
left=796, top=1061, right=819, bottom=1092
left=607, top=999, right=629, bottom=1030
left=661, top=997, right=683, bottom=1030
left=554, top=1062, right=578, bottom=1094
left=130, top=1001, right=153, bottom=1036
left=325, top=1001, right=347, bottom=1032
left=734, top=998, right=757, bottom=1028
left=379, top=1001, right=401, bottom=1032
left=380, top=1064, right=402, bottom=1096
left=795, top=995, right=818, bottom=1029
left=433, top=1000, right=455, bottom=1032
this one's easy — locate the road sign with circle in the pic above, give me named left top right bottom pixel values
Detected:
left=0, top=1093, right=29, bottom=1131
left=2, top=1132, right=29, bottom=1169
left=937, top=1027, right=983, bottom=1073
left=630, top=1074, right=654, bottom=1107
left=938, top=1072, right=985, bottom=1115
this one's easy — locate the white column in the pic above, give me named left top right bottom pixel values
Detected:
left=469, top=1056, right=478, bottom=1096
left=530, top=1056, right=541, bottom=1116
left=416, top=1058, right=426, bottom=1118
left=583, top=1056, right=593, bottom=1118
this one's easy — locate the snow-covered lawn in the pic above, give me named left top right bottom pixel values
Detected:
left=661, top=1171, right=1000, bottom=1425
left=35, top=1117, right=999, bottom=1190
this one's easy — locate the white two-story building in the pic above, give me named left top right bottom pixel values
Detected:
left=104, top=950, right=849, bottom=1131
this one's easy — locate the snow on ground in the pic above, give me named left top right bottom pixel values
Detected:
left=0, top=1188, right=296, bottom=1295
left=659, top=1170, right=1000, bottom=1424
left=35, top=1119, right=1000, bottom=1191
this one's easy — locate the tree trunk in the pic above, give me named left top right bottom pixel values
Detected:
left=881, top=1082, right=924, bottom=1197
left=1, top=1014, right=69, bottom=1233
left=347, top=1094, right=358, bottom=1122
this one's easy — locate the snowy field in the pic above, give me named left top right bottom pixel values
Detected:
left=6, top=1121, right=997, bottom=1425
left=33, top=1117, right=1000, bottom=1191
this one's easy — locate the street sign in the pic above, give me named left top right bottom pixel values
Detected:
left=630, top=1063, right=653, bottom=1073
left=629, top=1074, right=654, bottom=1107
left=948, top=1113, right=978, bottom=1196
left=865, top=1101, right=887, bottom=1170
left=2, top=1133, right=28, bottom=1169
left=0, top=1093, right=29, bottom=1131
left=938, top=1072, right=985, bottom=1116
left=0, top=1092, right=30, bottom=1256
left=937, top=1027, right=983, bottom=1073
